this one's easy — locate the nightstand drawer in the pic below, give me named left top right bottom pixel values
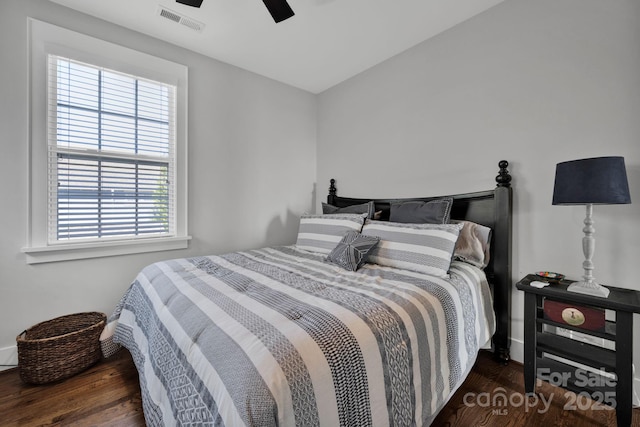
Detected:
left=543, top=300, right=605, bottom=331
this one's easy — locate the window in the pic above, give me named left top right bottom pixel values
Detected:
left=25, top=20, right=189, bottom=264
left=52, top=56, right=175, bottom=242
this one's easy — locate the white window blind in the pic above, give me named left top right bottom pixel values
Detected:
left=48, top=55, right=177, bottom=243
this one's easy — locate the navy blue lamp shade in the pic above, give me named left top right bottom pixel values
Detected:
left=552, top=157, right=631, bottom=205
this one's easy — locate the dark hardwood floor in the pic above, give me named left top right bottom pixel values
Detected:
left=1, top=349, right=638, bottom=426
left=0, top=350, right=145, bottom=426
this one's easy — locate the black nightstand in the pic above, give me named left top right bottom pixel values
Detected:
left=516, top=274, right=640, bottom=427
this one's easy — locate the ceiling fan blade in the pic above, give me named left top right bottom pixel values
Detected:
left=262, top=0, right=295, bottom=23
left=176, top=0, right=204, bottom=7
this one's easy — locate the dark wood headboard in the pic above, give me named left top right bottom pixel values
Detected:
left=327, top=160, right=513, bottom=364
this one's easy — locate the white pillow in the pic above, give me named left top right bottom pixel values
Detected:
left=361, top=220, right=463, bottom=277
left=296, top=214, right=367, bottom=254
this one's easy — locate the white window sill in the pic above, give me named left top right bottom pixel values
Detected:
left=22, top=236, right=192, bottom=264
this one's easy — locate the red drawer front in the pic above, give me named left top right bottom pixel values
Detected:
left=543, top=300, right=605, bottom=331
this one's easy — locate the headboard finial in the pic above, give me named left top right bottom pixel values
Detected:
left=329, top=179, right=337, bottom=197
left=496, top=160, right=512, bottom=188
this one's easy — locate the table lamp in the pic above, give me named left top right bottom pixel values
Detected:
left=552, top=156, right=631, bottom=297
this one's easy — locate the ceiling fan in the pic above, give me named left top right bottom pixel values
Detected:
left=176, top=0, right=295, bottom=23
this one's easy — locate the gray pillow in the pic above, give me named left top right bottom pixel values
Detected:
left=322, top=201, right=375, bottom=219
left=326, top=230, right=380, bottom=271
left=389, top=198, right=453, bottom=224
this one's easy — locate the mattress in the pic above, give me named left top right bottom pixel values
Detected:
left=110, top=245, right=495, bottom=426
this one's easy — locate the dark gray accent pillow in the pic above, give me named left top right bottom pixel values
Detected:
left=326, top=230, right=380, bottom=271
left=389, top=198, right=453, bottom=224
left=322, top=201, right=375, bottom=219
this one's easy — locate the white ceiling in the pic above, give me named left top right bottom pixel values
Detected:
left=50, top=0, right=505, bottom=93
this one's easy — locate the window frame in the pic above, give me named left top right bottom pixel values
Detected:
left=24, top=19, right=190, bottom=264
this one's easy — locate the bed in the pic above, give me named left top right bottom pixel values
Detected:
left=105, top=160, right=513, bottom=426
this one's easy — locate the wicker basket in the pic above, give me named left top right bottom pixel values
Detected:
left=16, top=312, right=106, bottom=384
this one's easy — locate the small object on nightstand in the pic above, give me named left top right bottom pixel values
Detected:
left=535, top=271, right=565, bottom=281
left=529, top=281, right=550, bottom=288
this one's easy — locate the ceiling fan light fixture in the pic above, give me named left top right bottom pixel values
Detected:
left=174, top=0, right=294, bottom=23
left=176, top=0, right=204, bottom=8
left=262, top=0, right=295, bottom=23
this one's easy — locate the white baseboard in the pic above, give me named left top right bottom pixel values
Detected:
left=509, top=337, right=640, bottom=407
left=0, top=345, right=18, bottom=372
left=509, top=336, right=524, bottom=364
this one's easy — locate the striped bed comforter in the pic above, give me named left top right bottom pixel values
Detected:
left=112, top=245, right=495, bottom=426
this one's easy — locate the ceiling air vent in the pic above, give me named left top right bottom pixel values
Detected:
left=157, top=6, right=205, bottom=33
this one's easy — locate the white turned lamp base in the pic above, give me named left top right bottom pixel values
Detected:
left=566, top=204, right=610, bottom=298
left=567, top=280, right=610, bottom=298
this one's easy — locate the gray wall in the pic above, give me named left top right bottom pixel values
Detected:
left=0, top=0, right=316, bottom=364
left=317, top=0, right=640, bottom=396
